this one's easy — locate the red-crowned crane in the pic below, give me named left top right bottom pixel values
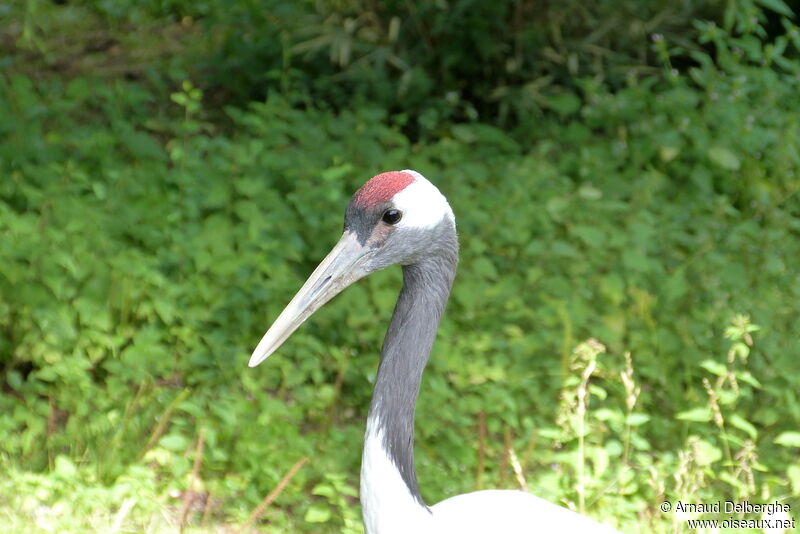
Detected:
left=249, top=170, right=622, bottom=534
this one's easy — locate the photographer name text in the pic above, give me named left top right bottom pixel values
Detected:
left=674, top=500, right=790, bottom=516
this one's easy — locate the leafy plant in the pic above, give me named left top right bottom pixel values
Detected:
left=1, top=1, right=799, bottom=532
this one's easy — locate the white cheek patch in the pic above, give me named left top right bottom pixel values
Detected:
left=392, top=170, right=455, bottom=230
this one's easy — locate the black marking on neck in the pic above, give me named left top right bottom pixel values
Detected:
left=367, top=219, right=458, bottom=507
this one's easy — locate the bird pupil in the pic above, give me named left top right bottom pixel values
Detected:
left=382, top=209, right=402, bottom=224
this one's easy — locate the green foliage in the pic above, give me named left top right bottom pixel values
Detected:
left=0, top=0, right=742, bottom=137
left=1, top=0, right=800, bottom=532
left=1, top=456, right=165, bottom=533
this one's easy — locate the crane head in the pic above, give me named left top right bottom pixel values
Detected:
left=248, top=170, right=455, bottom=367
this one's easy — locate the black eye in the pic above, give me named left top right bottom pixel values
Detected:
left=382, top=209, right=402, bottom=225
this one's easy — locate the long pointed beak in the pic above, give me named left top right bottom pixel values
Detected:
left=249, top=231, right=369, bottom=367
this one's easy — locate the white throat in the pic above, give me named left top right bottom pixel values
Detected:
left=360, top=413, right=435, bottom=534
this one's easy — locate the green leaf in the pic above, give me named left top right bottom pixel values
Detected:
left=659, top=146, right=680, bottom=162
left=170, top=93, right=188, bottom=106
left=6, top=371, right=22, bottom=390
left=626, top=413, right=651, bottom=426
left=774, top=431, right=800, bottom=448
left=737, top=371, right=762, bottom=388
left=544, top=92, right=581, bottom=116
left=54, top=455, right=78, bottom=478
left=717, top=389, right=738, bottom=406
left=572, top=225, right=605, bottom=247
left=708, top=147, right=741, bottom=170
left=699, top=359, right=727, bottom=377
left=312, top=483, right=336, bottom=498
left=577, top=183, right=603, bottom=200
left=756, top=0, right=794, bottom=16
left=729, top=414, right=757, bottom=440
left=304, top=504, right=332, bottom=523
left=692, top=439, right=723, bottom=466
left=451, top=124, right=477, bottom=143
left=788, top=465, right=800, bottom=494
left=676, top=408, right=713, bottom=422
left=159, top=434, right=189, bottom=452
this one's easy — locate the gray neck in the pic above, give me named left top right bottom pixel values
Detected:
left=367, top=237, right=458, bottom=506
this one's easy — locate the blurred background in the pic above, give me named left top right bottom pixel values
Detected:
left=1, top=0, right=799, bottom=532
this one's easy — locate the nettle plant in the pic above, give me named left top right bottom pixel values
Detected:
left=543, top=339, right=649, bottom=526
left=542, top=312, right=796, bottom=532
left=663, top=315, right=800, bottom=524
